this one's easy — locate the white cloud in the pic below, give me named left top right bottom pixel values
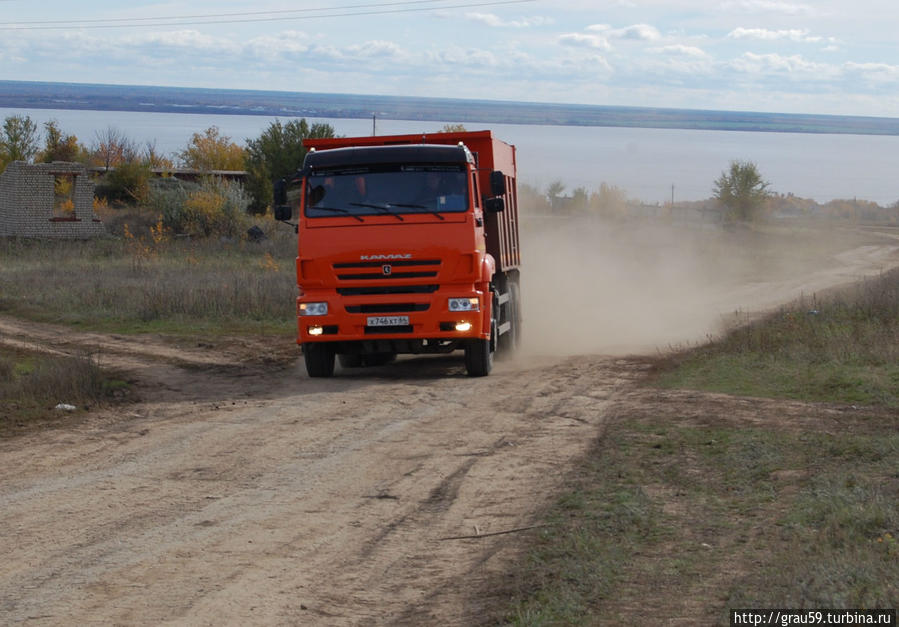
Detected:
left=587, top=23, right=662, bottom=42
left=611, top=24, right=662, bottom=41
left=730, top=52, right=834, bottom=77
left=433, top=46, right=499, bottom=69
left=464, top=13, right=552, bottom=28
left=728, top=27, right=823, bottom=42
left=245, top=31, right=311, bottom=60
left=651, top=44, right=709, bottom=58
left=843, top=62, right=899, bottom=83
left=559, top=33, right=611, bottom=50
left=346, top=40, right=404, bottom=59
left=133, top=29, right=239, bottom=53
left=722, top=0, right=815, bottom=15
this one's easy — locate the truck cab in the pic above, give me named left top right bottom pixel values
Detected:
left=275, top=130, right=521, bottom=377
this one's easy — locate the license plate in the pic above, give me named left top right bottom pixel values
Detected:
left=366, top=315, right=410, bottom=327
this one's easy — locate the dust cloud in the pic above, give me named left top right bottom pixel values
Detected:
left=517, top=216, right=891, bottom=357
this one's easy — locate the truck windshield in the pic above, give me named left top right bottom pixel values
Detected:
left=305, top=165, right=469, bottom=219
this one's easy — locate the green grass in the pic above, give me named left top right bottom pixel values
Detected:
left=656, top=267, right=899, bottom=407
left=727, top=433, right=899, bottom=609
left=508, top=445, right=666, bottom=626
left=0, top=224, right=298, bottom=337
left=504, top=417, right=899, bottom=625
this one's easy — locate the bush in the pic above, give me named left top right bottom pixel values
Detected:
left=151, top=177, right=251, bottom=238
left=96, top=162, right=151, bottom=205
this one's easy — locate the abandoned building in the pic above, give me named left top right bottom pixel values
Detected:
left=0, top=161, right=105, bottom=238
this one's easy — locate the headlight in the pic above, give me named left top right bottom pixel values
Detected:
left=448, top=297, right=479, bottom=312
left=299, top=301, right=328, bottom=316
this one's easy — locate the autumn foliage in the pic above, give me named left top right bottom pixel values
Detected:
left=178, top=126, right=245, bottom=171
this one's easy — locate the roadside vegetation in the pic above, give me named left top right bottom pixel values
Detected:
left=0, top=346, right=129, bottom=436
left=502, top=268, right=899, bottom=624
left=657, top=267, right=899, bottom=407
left=0, top=225, right=297, bottom=337
left=0, top=115, right=334, bottom=338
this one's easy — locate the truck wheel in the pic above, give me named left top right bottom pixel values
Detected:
left=304, top=343, right=336, bottom=377
left=464, top=319, right=495, bottom=377
left=499, top=281, right=521, bottom=354
left=509, top=281, right=522, bottom=351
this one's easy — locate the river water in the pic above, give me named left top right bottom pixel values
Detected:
left=2, top=107, right=897, bottom=205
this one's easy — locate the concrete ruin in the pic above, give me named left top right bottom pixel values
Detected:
left=0, top=161, right=105, bottom=238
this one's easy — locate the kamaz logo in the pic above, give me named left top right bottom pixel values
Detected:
left=360, top=254, right=412, bottom=260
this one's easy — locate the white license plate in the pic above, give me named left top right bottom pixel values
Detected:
left=366, top=315, right=410, bottom=327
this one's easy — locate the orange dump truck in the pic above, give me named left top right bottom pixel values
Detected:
left=273, top=130, right=522, bottom=377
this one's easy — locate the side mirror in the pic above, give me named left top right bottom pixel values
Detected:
left=485, top=197, right=505, bottom=213
left=490, top=171, right=506, bottom=197
left=274, top=205, right=292, bottom=221
left=273, top=178, right=287, bottom=206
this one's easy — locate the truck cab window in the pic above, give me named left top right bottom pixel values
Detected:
left=305, top=165, right=469, bottom=218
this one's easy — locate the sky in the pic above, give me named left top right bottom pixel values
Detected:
left=1, top=0, right=898, bottom=118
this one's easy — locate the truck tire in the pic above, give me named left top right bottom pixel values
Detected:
left=464, top=319, right=495, bottom=377
left=509, top=281, right=522, bottom=351
left=304, top=343, right=336, bottom=377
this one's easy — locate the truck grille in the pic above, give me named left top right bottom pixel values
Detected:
left=337, top=285, right=439, bottom=296
left=338, top=271, right=437, bottom=280
left=333, top=259, right=441, bottom=269
left=333, top=259, right=441, bottom=281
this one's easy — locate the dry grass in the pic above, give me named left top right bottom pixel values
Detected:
left=0, top=347, right=129, bottom=436
left=656, top=266, right=899, bottom=407
left=0, top=213, right=298, bottom=337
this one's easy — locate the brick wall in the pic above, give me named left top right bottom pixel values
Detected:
left=0, top=161, right=106, bottom=238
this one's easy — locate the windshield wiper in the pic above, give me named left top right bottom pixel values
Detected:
left=350, top=202, right=405, bottom=221
left=310, top=206, right=364, bottom=222
left=388, top=203, right=446, bottom=221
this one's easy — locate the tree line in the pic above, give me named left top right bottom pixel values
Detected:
left=0, top=114, right=335, bottom=213
left=3, top=115, right=896, bottom=225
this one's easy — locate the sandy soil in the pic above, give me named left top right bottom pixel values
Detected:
left=1, top=226, right=897, bottom=625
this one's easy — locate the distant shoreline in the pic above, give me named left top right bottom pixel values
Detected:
left=2, top=80, right=899, bottom=137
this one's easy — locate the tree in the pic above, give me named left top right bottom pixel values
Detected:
left=590, top=183, right=629, bottom=220
left=713, top=160, right=771, bottom=223
left=438, top=124, right=467, bottom=133
left=545, top=180, right=566, bottom=211
left=1, top=115, right=39, bottom=169
left=143, top=140, right=174, bottom=170
left=178, top=126, right=245, bottom=171
left=39, top=120, right=85, bottom=163
left=570, top=186, right=589, bottom=213
left=244, top=119, right=336, bottom=213
left=102, top=162, right=151, bottom=205
left=92, top=126, right=137, bottom=171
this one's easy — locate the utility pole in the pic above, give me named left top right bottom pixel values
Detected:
left=372, top=113, right=376, bottom=136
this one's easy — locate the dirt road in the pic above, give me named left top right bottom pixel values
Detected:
left=0, top=328, right=642, bottom=625
left=1, top=226, right=897, bottom=625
